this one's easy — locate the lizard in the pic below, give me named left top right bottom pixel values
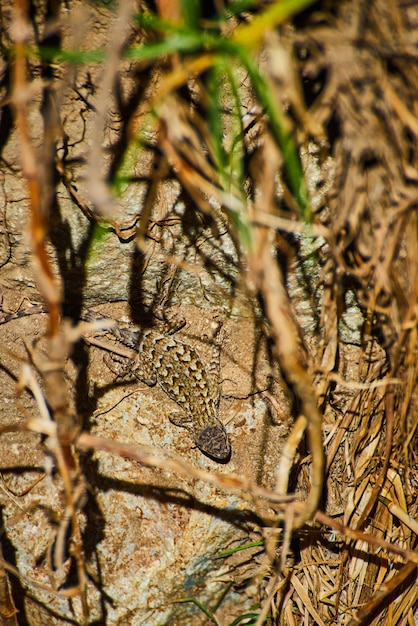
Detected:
left=0, top=302, right=231, bottom=463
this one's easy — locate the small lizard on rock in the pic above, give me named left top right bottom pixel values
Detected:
left=0, top=303, right=231, bottom=463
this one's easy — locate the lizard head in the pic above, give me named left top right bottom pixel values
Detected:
left=196, top=426, right=231, bottom=463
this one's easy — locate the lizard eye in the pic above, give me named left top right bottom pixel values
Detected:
left=196, top=427, right=231, bottom=463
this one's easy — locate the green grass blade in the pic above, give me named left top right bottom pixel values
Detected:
left=181, top=0, right=201, bottom=29
left=233, top=0, right=316, bottom=48
left=237, top=47, right=310, bottom=220
left=215, top=540, right=264, bottom=559
left=229, top=613, right=264, bottom=625
left=175, top=597, right=220, bottom=625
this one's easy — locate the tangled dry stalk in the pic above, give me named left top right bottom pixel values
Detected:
left=0, top=1, right=417, bottom=624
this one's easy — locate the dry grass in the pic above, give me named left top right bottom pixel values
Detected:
left=0, top=0, right=417, bottom=624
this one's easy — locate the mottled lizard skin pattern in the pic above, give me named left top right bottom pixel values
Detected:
left=82, top=312, right=231, bottom=462
left=0, top=305, right=231, bottom=461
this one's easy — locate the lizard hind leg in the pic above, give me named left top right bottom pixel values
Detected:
left=103, top=353, right=137, bottom=382
left=131, top=355, right=158, bottom=387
